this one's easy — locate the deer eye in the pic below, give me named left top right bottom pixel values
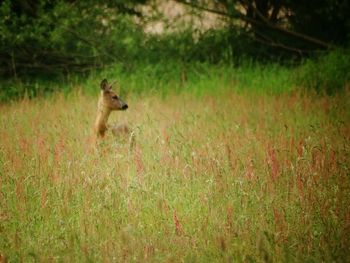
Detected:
left=112, top=95, right=119, bottom=100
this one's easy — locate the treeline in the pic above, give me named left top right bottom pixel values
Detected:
left=0, top=0, right=349, bottom=95
left=0, top=0, right=148, bottom=77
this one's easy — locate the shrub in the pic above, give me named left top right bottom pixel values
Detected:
left=295, top=48, right=350, bottom=94
left=0, top=0, right=145, bottom=78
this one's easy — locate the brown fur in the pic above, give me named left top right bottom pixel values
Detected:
left=94, top=79, right=128, bottom=140
left=111, top=123, right=130, bottom=137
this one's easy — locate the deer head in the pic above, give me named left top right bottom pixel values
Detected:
left=99, top=79, right=128, bottom=111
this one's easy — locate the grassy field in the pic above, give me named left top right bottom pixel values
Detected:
left=0, top=75, right=349, bottom=262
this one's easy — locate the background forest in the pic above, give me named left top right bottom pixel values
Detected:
left=0, top=0, right=349, bottom=98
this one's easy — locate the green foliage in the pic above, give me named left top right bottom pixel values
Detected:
left=295, top=49, right=350, bottom=94
left=0, top=0, right=146, bottom=77
left=2, top=47, right=348, bottom=102
left=1, top=0, right=350, bottom=100
left=0, top=60, right=297, bottom=102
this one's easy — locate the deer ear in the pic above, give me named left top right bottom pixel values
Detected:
left=100, top=79, right=110, bottom=91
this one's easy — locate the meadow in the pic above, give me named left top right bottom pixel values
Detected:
left=0, top=66, right=349, bottom=262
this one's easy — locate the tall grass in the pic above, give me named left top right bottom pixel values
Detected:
left=0, top=80, right=349, bottom=261
left=1, top=48, right=349, bottom=102
left=0, top=61, right=295, bottom=102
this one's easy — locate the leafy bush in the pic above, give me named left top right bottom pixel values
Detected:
left=295, top=49, right=350, bottom=94
left=0, top=0, right=145, bottom=77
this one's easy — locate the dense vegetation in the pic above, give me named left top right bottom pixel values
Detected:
left=1, top=82, right=349, bottom=262
left=0, top=1, right=349, bottom=262
left=0, top=0, right=349, bottom=99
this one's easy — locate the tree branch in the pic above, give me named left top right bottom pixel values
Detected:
left=244, top=1, right=332, bottom=49
left=64, top=28, right=118, bottom=61
left=253, top=31, right=308, bottom=55
left=174, top=0, right=333, bottom=49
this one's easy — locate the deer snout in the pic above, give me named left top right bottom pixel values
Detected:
left=122, top=104, right=128, bottom=110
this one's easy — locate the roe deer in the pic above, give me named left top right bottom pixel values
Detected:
left=94, top=79, right=129, bottom=140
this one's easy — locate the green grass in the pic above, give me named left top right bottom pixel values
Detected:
left=84, top=61, right=296, bottom=96
left=2, top=49, right=349, bottom=102
left=0, top=61, right=295, bottom=102
left=295, top=49, right=350, bottom=94
left=0, top=72, right=349, bottom=262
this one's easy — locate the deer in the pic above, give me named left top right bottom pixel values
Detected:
left=94, top=79, right=130, bottom=142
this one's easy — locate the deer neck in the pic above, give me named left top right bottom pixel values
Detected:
left=95, top=103, right=112, bottom=137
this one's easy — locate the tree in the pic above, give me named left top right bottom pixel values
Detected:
left=175, top=0, right=350, bottom=53
left=0, top=0, right=148, bottom=77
